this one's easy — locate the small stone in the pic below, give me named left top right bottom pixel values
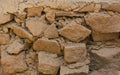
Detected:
left=44, top=24, right=58, bottom=39
left=6, top=39, right=25, bottom=54
left=1, top=50, right=27, bottom=75
left=0, top=13, right=13, bottom=25
left=59, top=23, right=91, bottom=42
left=26, top=6, right=43, bottom=17
left=14, top=12, right=26, bottom=23
left=92, top=31, right=119, bottom=41
left=0, top=33, right=10, bottom=45
left=38, top=51, right=62, bottom=75
left=33, top=38, right=61, bottom=54
left=46, top=12, right=55, bottom=23
left=85, top=13, right=120, bottom=33
left=64, top=43, right=87, bottom=63
left=60, top=65, right=89, bottom=75
left=26, top=18, right=48, bottom=36
left=8, top=23, right=33, bottom=41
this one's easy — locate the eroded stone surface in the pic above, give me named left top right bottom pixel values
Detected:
left=26, top=6, right=43, bottom=17
left=64, top=43, right=87, bottom=63
left=0, top=33, right=10, bottom=45
left=33, top=38, right=61, bottom=54
left=85, top=13, right=120, bottom=33
left=0, top=14, right=13, bottom=25
left=26, top=17, right=48, bottom=37
left=6, top=39, right=25, bottom=54
left=8, top=23, right=33, bottom=41
left=92, top=31, right=119, bottom=41
left=60, top=65, right=89, bottom=75
left=44, top=24, right=58, bottom=39
left=90, top=69, right=120, bottom=75
left=59, top=22, right=91, bottom=42
left=1, top=50, right=27, bottom=75
left=38, top=51, right=62, bottom=75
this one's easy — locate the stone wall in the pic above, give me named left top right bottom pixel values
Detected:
left=0, top=0, right=120, bottom=75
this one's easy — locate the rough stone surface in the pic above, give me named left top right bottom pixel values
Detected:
left=59, top=22, right=91, bottom=42
left=33, top=38, right=61, bottom=54
left=60, top=65, right=89, bottom=75
left=26, top=6, right=43, bottom=17
left=92, top=31, right=119, bottom=41
left=64, top=43, right=87, bottom=63
left=90, top=69, right=120, bottom=75
left=102, top=3, right=120, bottom=13
left=0, top=33, right=10, bottom=45
left=6, top=39, right=25, bottom=54
left=44, top=24, right=58, bottom=38
left=91, top=47, right=120, bottom=69
left=8, top=23, right=33, bottom=41
left=0, top=14, right=13, bottom=25
left=38, top=51, right=62, bottom=75
left=1, top=50, right=27, bottom=75
left=26, top=18, right=48, bottom=37
left=85, top=13, right=120, bottom=33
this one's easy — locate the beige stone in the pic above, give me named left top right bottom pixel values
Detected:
left=44, top=24, right=58, bottom=38
left=8, top=23, right=33, bottom=41
left=1, top=50, right=27, bottom=75
left=85, top=13, right=120, bottom=33
left=26, top=6, right=43, bottom=17
left=38, top=51, right=62, bottom=75
left=90, top=69, right=120, bottom=75
left=14, top=12, right=26, bottom=23
left=102, top=3, right=120, bottom=13
left=92, top=31, right=119, bottom=41
left=46, top=12, right=55, bottom=23
left=33, top=38, right=61, bottom=54
left=0, top=14, right=13, bottom=25
left=60, top=65, right=89, bottom=75
left=91, top=47, right=120, bottom=69
left=0, top=33, right=10, bottom=45
left=26, top=18, right=48, bottom=36
left=59, top=23, right=91, bottom=42
left=64, top=43, right=87, bottom=63
left=6, top=39, right=25, bottom=54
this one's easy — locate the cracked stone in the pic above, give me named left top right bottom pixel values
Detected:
left=26, top=17, right=48, bottom=37
left=38, top=51, right=62, bottom=75
left=59, top=22, right=91, bottom=42
left=64, top=43, right=87, bottom=63
left=44, top=24, right=58, bottom=39
left=33, top=38, right=61, bottom=54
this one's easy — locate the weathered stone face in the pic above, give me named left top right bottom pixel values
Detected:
left=59, top=23, right=91, bottom=42
left=33, top=38, right=61, bottom=54
left=1, top=50, right=27, bottom=75
left=85, top=13, right=120, bottom=33
left=0, top=33, right=10, bottom=45
left=26, top=18, right=48, bottom=37
left=64, top=43, right=87, bottom=63
left=0, top=14, right=13, bottom=25
left=38, top=51, right=62, bottom=75
left=0, top=1, right=120, bottom=75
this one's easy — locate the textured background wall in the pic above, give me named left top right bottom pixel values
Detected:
left=0, top=0, right=120, bottom=75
